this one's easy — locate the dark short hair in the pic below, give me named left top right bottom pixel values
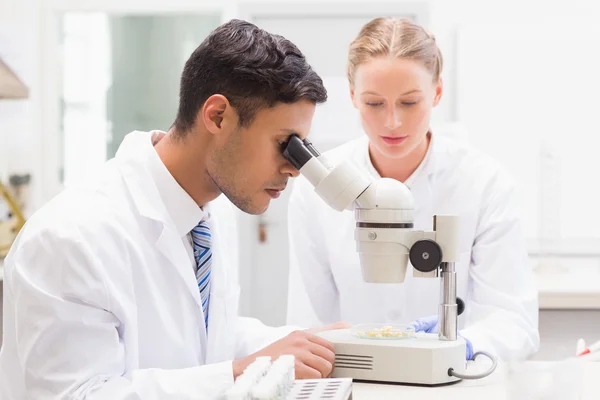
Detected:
left=174, top=19, right=327, bottom=132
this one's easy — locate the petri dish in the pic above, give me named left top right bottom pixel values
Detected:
left=351, top=323, right=416, bottom=340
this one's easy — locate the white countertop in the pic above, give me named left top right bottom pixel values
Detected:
left=535, top=268, right=600, bottom=309
left=531, top=243, right=600, bottom=309
left=351, top=361, right=600, bottom=399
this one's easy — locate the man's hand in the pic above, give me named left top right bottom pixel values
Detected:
left=233, top=322, right=349, bottom=380
left=409, top=315, right=474, bottom=360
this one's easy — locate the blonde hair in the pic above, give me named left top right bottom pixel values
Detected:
left=347, top=17, right=443, bottom=86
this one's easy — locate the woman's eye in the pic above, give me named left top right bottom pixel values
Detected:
left=402, top=101, right=418, bottom=106
left=366, top=102, right=383, bottom=107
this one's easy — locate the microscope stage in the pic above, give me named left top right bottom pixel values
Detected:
left=317, top=329, right=466, bottom=386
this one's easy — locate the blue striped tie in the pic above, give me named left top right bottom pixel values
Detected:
left=191, top=221, right=212, bottom=330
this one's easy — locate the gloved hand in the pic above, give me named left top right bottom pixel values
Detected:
left=409, top=315, right=474, bottom=360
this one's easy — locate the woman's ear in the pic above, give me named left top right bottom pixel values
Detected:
left=433, top=78, right=443, bottom=107
left=350, top=87, right=358, bottom=109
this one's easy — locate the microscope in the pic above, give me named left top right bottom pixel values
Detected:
left=282, top=135, right=469, bottom=386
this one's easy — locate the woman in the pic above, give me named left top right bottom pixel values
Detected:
left=286, top=17, right=539, bottom=361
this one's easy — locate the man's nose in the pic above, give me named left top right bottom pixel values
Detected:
left=281, top=161, right=300, bottom=178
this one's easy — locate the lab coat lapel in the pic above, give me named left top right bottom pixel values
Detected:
left=405, top=134, right=447, bottom=303
left=204, top=205, right=238, bottom=363
left=399, top=162, right=433, bottom=309
left=154, top=225, right=206, bottom=315
left=408, top=133, right=444, bottom=230
left=409, top=172, right=434, bottom=231
left=116, top=132, right=209, bottom=343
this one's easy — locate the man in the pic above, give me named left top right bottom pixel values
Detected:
left=0, top=19, right=342, bottom=399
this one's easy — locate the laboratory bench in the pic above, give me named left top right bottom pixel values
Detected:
left=351, top=361, right=600, bottom=399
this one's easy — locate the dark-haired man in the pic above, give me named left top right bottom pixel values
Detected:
left=0, top=19, right=342, bottom=399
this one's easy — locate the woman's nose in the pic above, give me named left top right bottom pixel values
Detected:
left=384, top=107, right=402, bottom=130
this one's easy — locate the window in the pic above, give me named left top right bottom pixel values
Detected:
left=59, top=13, right=221, bottom=186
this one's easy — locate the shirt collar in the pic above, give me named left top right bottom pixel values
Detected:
left=146, top=130, right=207, bottom=237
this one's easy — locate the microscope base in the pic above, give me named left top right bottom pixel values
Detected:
left=318, top=329, right=466, bottom=386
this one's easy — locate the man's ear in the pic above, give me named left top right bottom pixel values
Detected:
left=200, top=95, right=236, bottom=134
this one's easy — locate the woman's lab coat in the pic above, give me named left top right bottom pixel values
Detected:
left=286, top=134, right=540, bottom=361
left=0, top=131, right=293, bottom=399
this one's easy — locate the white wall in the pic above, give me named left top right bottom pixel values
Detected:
left=5, top=0, right=600, bottom=214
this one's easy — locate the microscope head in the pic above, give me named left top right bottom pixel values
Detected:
left=351, top=178, right=416, bottom=283
left=283, top=135, right=433, bottom=284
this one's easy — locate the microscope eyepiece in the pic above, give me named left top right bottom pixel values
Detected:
left=282, top=134, right=314, bottom=170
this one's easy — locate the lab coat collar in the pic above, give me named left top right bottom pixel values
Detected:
left=360, top=130, right=444, bottom=189
left=145, top=130, right=208, bottom=236
left=357, top=130, right=442, bottom=232
left=115, top=131, right=165, bottom=224
left=115, top=130, right=208, bottom=231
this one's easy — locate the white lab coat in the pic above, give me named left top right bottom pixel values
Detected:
left=0, top=131, right=294, bottom=399
left=287, top=134, right=540, bottom=361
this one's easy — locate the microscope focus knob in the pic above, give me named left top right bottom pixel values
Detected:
left=409, top=239, right=443, bottom=273
left=457, top=297, right=465, bottom=316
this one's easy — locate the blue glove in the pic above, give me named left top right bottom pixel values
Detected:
left=409, top=316, right=474, bottom=360
left=410, top=315, right=439, bottom=333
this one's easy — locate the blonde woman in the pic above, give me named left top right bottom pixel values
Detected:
left=286, top=17, right=539, bottom=361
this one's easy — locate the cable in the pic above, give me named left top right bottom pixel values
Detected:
left=448, top=351, right=498, bottom=380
